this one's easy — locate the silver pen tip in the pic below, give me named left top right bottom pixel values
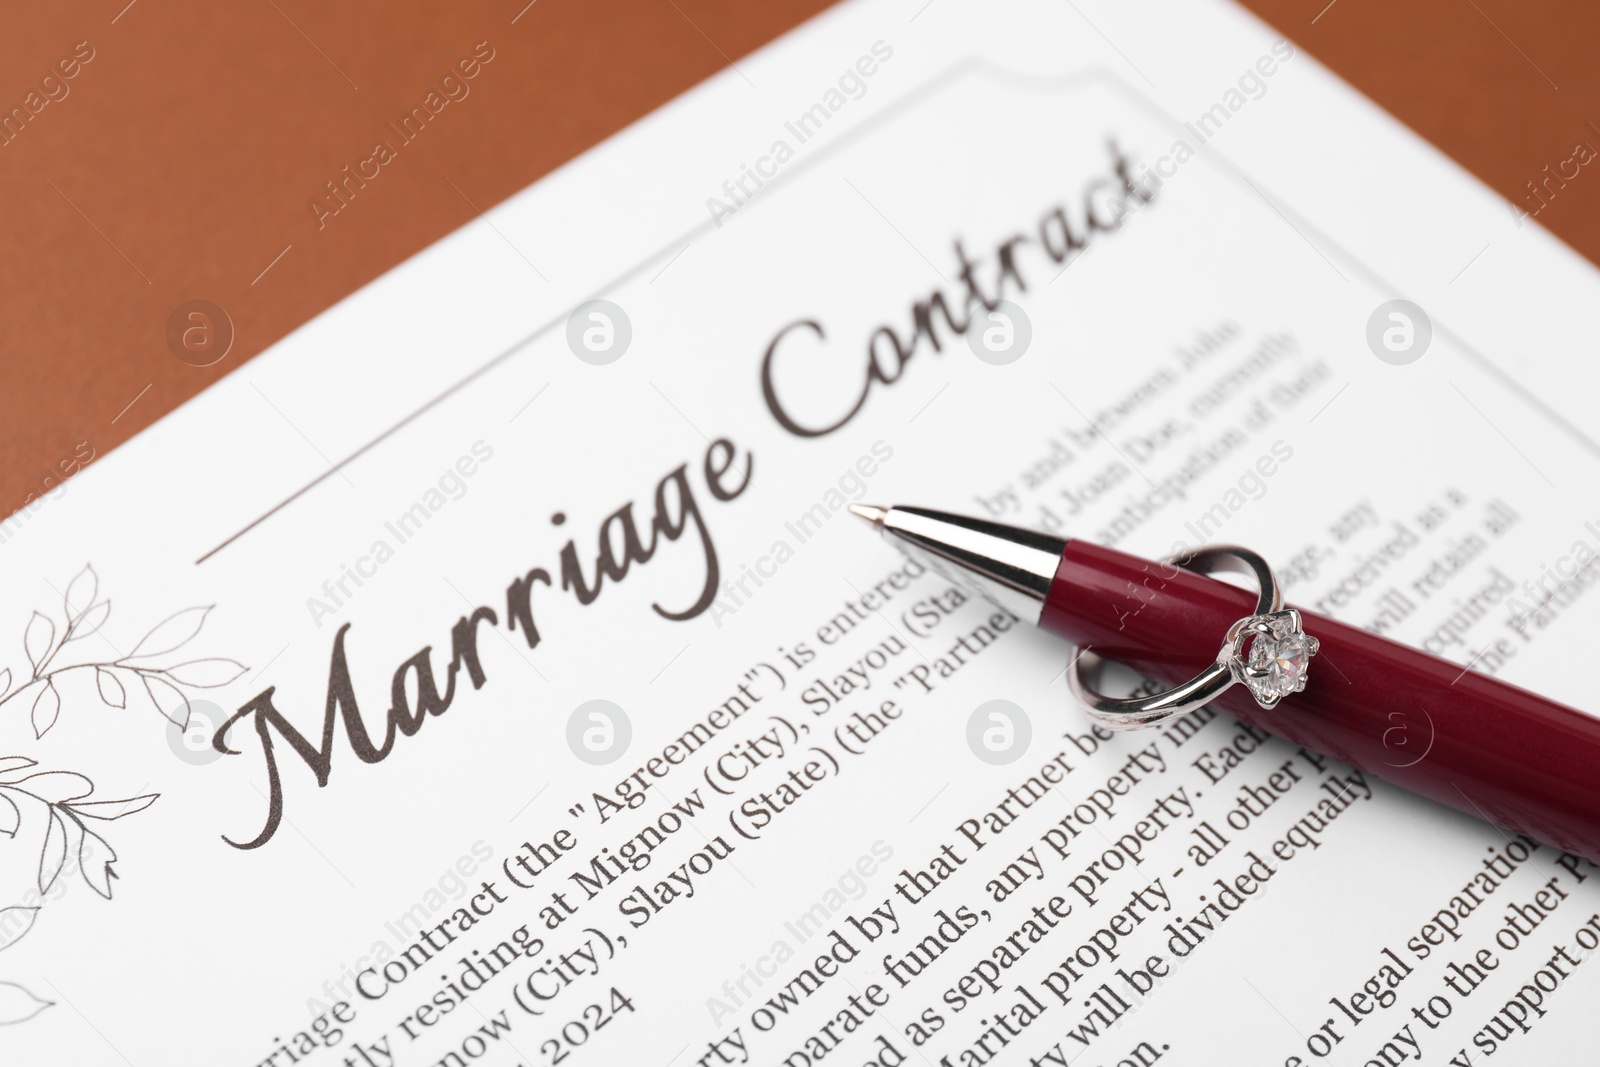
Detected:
left=848, top=503, right=889, bottom=529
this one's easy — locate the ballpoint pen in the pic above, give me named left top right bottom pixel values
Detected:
left=850, top=503, right=1600, bottom=864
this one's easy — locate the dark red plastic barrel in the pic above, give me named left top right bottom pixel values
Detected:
left=1040, top=540, right=1600, bottom=862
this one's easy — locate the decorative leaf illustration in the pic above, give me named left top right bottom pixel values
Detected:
left=63, top=565, right=97, bottom=623
left=77, top=826, right=118, bottom=900
left=30, top=683, right=59, bottom=740
left=16, top=772, right=93, bottom=805
left=23, top=613, right=54, bottom=673
left=0, top=568, right=234, bottom=917
left=161, top=658, right=247, bottom=688
left=126, top=605, right=212, bottom=660
left=0, top=758, right=36, bottom=782
left=0, top=981, right=52, bottom=1025
left=37, top=812, right=68, bottom=895
left=141, top=673, right=191, bottom=730
left=0, top=766, right=158, bottom=907
left=0, top=573, right=240, bottom=753
left=0, top=906, right=39, bottom=952
left=65, top=794, right=158, bottom=822
left=95, top=667, right=125, bottom=709
left=68, top=600, right=111, bottom=642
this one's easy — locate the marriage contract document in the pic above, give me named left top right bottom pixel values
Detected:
left=5, top=1, right=1600, bottom=1064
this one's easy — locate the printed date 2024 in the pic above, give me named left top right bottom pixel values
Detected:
left=540, top=987, right=636, bottom=1064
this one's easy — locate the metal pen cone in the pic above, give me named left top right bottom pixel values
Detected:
left=848, top=503, right=889, bottom=528
left=851, top=504, right=1067, bottom=622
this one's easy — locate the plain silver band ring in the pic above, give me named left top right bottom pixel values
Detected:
left=1068, top=546, right=1282, bottom=731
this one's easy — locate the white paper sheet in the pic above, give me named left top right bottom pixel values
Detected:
left=5, top=1, right=1600, bottom=1063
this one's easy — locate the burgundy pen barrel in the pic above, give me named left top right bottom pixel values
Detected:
left=1041, top=540, right=1600, bottom=864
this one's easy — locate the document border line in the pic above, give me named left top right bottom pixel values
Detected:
left=197, top=62, right=1598, bottom=564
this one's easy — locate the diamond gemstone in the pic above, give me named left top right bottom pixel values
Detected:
left=1243, top=613, right=1314, bottom=705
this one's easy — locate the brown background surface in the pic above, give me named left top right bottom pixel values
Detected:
left=3, top=0, right=1596, bottom=519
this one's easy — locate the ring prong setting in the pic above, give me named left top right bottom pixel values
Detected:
left=1224, top=608, right=1318, bottom=710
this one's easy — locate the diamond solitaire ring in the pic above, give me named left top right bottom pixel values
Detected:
left=1068, top=545, right=1319, bottom=731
